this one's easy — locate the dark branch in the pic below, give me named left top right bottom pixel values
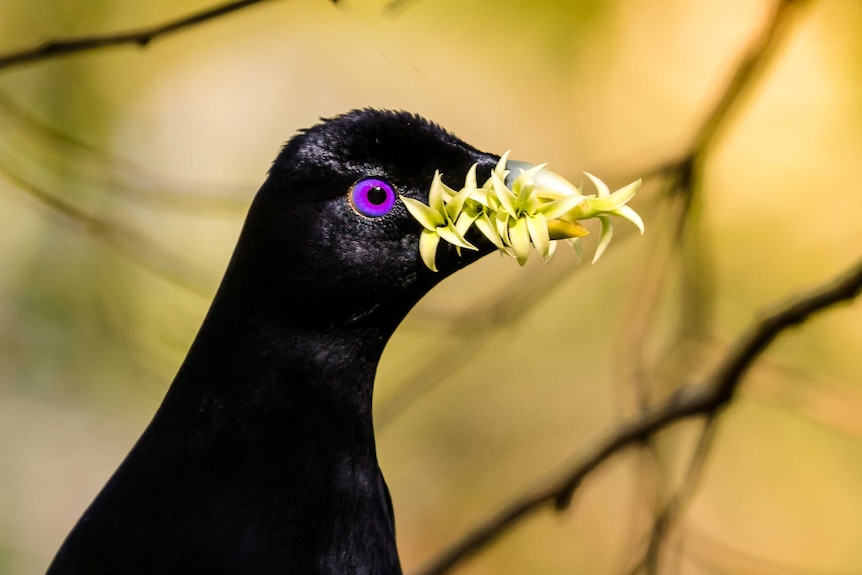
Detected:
left=628, top=418, right=717, bottom=574
left=690, top=0, right=812, bottom=157
left=381, top=0, right=811, bottom=428
left=384, top=0, right=420, bottom=16
left=0, top=0, right=276, bottom=72
left=414, top=257, right=862, bottom=575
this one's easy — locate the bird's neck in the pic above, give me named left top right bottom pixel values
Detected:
left=133, top=298, right=402, bottom=570
left=166, top=295, right=393, bottom=452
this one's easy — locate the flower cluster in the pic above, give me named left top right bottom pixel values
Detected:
left=400, top=151, right=644, bottom=271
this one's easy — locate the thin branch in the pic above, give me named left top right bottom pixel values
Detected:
left=0, top=90, right=251, bottom=213
left=384, top=0, right=420, bottom=16
left=654, top=0, right=811, bottom=224
left=0, top=0, right=277, bottom=72
left=384, top=0, right=809, bottom=429
left=690, top=0, right=812, bottom=157
left=614, top=191, right=688, bottom=411
left=612, top=0, right=813, bottom=421
left=1, top=167, right=215, bottom=295
left=630, top=417, right=718, bottom=575
left=377, top=192, right=661, bottom=428
left=414, top=257, right=862, bottom=575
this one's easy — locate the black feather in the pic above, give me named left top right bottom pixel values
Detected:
left=47, top=109, right=500, bottom=575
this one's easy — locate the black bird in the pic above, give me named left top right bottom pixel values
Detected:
left=47, top=109, right=509, bottom=575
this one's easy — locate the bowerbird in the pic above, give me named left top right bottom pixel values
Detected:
left=47, top=109, right=642, bottom=574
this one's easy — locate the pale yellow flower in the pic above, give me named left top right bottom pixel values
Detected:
left=402, top=152, right=644, bottom=271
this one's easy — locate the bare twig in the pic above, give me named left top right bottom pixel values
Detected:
left=665, top=0, right=812, bottom=260
left=384, top=0, right=810, bottom=429
left=378, top=186, right=662, bottom=427
left=0, top=0, right=277, bottom=72
left=0, top=90, right=251, bottom=213
left=608, top=0, right=812, bottom=518
left=414, top=257, right=862, bottom=575
left=663, top=0, right=815, bottom=350
left=1, top=167, right=215, bottom=295
left=384, top=0, right=420, bottom=16
left=614, top=191, right=688, bottom=411
left=629, top=418, right=718, bottom=575
left=690, top=0, right=812, bottom=158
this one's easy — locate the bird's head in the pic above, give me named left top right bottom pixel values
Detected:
left=221, top=109, right=641, bottom=330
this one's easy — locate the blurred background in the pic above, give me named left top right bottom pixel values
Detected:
left=1, top=0, right=861, bottom=573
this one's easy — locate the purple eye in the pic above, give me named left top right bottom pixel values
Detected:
left=349, top=178, right=396, bottom=218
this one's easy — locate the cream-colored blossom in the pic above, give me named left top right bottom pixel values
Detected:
left=401, top=152, right=643, bottom=271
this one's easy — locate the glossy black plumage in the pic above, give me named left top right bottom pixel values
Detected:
left=47, top=109, right=501, bottom=575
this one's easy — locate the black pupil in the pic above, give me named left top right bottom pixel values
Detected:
left=367, top=186, right=387, bottom=205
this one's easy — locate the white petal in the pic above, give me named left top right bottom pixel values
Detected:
left=592, top=215, right=613, bottom=264
left=491, top=171, right=517, bottom=216
left=614, top=205, right=645, bottom=234
left=438, top=223, right=476, bottom=250
left=401, top=196, right=442, bottom=231
left=539, top=194, right=586, bottom=220
left=526, top=213, right=550, bottom=258
left=509, top=218, right=531, bottom=265
left=474, top=213, right=504, bottom=248
left=419, top=230, right=440, bottom=271
left=583, top=171, right=611, bottom=198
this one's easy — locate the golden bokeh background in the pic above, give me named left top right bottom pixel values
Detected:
left=1, top=0, right=860, bottom=573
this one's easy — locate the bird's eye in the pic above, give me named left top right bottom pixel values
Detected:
left=349, top=178, right=396, bottom=218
